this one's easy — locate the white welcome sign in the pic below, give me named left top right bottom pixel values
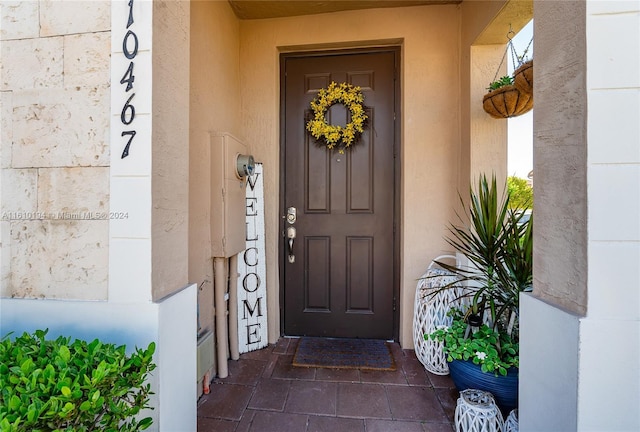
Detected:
left=236, top=163, right=268, bottom=353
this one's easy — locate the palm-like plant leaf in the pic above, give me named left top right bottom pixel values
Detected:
left=426, top=174, right=532, bottom=341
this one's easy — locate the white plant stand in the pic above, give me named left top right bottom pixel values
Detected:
left=454, top=389, right=504, bottom=432
left=412, top=255, right=467, bottom=375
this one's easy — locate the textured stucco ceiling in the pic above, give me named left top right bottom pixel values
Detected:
left=228, top=0, right=463, bottom=20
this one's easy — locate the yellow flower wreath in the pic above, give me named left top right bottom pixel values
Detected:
left=306, top=82, right=368, bottom=153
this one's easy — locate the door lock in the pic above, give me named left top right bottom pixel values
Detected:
left=286, top=206, right=297, bottom=224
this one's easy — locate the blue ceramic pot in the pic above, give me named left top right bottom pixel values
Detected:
left=448, top=359, right=518, bottom=414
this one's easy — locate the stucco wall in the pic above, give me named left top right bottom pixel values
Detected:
left=460, top=0, right=509, bottom=193
left=150, top=0, right=190, bottom=301
left=461, top=0, right=532, bottom=192
left=189, top=0, right=242, bottom=335
left=0, top=1, right=111, bottom=300
left=239, top=5, right=462, bottom=347
left=533, top=0, right=588, bottom=315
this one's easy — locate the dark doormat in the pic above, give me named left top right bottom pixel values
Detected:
left=292, top=337, right=396, bottom=371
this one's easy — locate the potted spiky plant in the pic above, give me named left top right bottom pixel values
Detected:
left=425, top=174, right=532, bottom=414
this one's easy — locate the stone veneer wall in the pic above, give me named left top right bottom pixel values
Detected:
left=0, top=1, right=111, bottom=300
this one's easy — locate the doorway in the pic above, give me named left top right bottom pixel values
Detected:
left=280, top=48, right=400, bottom=340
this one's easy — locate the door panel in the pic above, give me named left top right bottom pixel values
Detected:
left=306, top=236, right=330, bottom=311
left=282, top=49, right=398, bottom=339
left=346, top=236, right=373, bottom=312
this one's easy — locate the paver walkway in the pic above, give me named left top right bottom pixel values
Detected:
left=197, top=338, right=458, bottom=431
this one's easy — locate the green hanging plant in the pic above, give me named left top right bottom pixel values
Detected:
left=487, top=75, right=515, bottom=92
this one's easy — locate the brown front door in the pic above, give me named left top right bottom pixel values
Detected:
left=280, top=48, right=399, bottom=339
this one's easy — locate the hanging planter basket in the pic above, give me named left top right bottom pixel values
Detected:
left=483, top=84, right=533, bottom=119
left=482, top=27, right=534, bottom=119
left=513, top=59, right=533, bottom=94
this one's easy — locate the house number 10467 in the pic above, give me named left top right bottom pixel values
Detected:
left=120, top=0, right=137, bottom=158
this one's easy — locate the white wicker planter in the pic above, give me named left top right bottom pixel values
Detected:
left=454, top=389, right=504, bottom=432
left=412, top=256, right=467, bottom=375
left=504, top=409, right=519, bottom=432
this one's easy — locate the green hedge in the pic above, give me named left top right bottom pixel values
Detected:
left=0, top=329, right=156, bottom=432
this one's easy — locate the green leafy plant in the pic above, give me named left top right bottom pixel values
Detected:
left=487, top=75, right=514, bottom=91
left=424, top=174, right=532, bottom=374
left=427, top=309, right=518, bottom=376
left=0, top=329, right=156, bottom=432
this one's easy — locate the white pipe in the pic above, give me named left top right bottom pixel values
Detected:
left=213, top=257, right=228, bottom=378
left=229, top=254, right=240, bottom=360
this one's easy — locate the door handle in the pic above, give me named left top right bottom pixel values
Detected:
left=286, top=226, right=296, bottom=263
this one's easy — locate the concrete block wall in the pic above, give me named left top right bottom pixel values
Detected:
left=0, top=1, right=111, bottom=300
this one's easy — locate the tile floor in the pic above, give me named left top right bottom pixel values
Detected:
left=197, top=337, right=459, bottom=431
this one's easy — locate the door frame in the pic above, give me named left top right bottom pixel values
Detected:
left=278, top=46, right=402, bottom=341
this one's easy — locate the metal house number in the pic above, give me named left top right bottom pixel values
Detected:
left=119, top=0, right=138, bottom=158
